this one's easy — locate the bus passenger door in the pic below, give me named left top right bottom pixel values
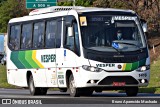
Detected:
left=56, top=16, right=81, bottom=88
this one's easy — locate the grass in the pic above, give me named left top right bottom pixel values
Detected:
left=0, top=65, right=17, bottom=88
left=0, top=57, right=160, bottom=93
left=139, top=56, right=160, bottom=93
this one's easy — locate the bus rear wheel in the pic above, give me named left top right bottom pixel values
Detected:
left=69, top=74, right=81, bottom=97
left=29, top=75, right=47, bottom=95
left=125, top=87, right=138, bottom=96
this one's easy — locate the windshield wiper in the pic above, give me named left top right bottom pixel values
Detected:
left=111, top=46, right=121, bottom=54
left=111, top=43, right=121, bottom=54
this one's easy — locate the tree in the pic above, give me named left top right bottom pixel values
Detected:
left=93, top=0, right=110, bottom=7
left=93, top=0, right=127, bottom=8
left=0, top=0, right=7, bottom=4
left=58, top=0, right=93, bottom=7
left=0, top=0, right=29, bottom=32
left=93, top=0, right=160, bottom=32
left=122, top=0, right=160, bottom=32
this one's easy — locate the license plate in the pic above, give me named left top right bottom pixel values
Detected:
left=113, top=82, right=126, bottom=86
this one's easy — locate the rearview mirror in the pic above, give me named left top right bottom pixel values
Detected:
left=68, top=27, right=74, bottom=37
left=140, top=19, right=147, bottom=32
left=142, top=23, right=147, bottom=33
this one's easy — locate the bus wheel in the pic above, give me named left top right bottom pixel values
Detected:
left=29, top=75, right=40, bottom=95
left=125, top=87, right=138, bottom=96
left=69, top=74, right=80, bottom=97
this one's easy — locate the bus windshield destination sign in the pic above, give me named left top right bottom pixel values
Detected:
left=26, top=0, right=57, bottom=9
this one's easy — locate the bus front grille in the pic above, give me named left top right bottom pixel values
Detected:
left=90, top=56, right=138, bottom=63
left=98, top=76, right=138, bottom=85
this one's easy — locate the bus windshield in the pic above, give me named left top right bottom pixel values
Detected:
left=80, top=15, right=146, bottom=52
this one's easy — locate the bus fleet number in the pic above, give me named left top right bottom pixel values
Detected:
left=139, top=73, right=147, bottom=77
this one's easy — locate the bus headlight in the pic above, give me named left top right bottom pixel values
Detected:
left=82, top=65, right=103, bottom=72
left=136, top=65, right=150, bottom=72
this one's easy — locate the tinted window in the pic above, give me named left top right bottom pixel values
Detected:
left=56, top=20, right=62, bottom=48
left=21, top=23, right=32, bottom=49
left=64, top=16, right=75, bottom=51
left=65, top=27, right=75, bottom=51
left=33, top=22, right=45, bottom=48
left=9, top=25, right=21, bottom=50
left=45, top=20, right=56, bottom=48
left=74, top=22, right=80, bottom=56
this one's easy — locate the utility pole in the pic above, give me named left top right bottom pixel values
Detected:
left=73, top=0, right=75, bottom=7
left=68, top=0, right=76, bottom=7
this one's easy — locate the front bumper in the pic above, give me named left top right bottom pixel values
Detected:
left=75, top=68, right=150, bottom=88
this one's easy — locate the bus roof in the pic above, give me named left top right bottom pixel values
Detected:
left=9, top=6, right=136, bottom=23
left=29, top=6, right=135, bottom=16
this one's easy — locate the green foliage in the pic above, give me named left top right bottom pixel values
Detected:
left=0, top=0, right=18, bottom=32
left=58, top=0, right=93, bottom=7
left=0, top=0, right=7, bottom=4
left=0, top=0, right=29, bottom=33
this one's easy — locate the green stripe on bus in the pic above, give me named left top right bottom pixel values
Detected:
left=18, top=51, right=32, bottom=68
left=131, top=61, right=139, bottom=70
left=125, top=63, right=132, bottom=70
left=25, top=51, right=39, bottom=68
left=11, top=51, right=25, bottom=69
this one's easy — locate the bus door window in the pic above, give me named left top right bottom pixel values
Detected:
left=45, top=20, right=56, bottom=48
left=64, top=23, right=80, bottom=56
left=66, top=28, right=74, bottom=51
left=64, top=16, right=80, bottom=56
left=33, top=22, right=45, bottom=48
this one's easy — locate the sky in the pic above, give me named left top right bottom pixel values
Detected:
left=0, top=34, right=4, bottom=53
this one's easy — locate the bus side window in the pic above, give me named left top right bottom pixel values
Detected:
left=21, top=23, right=32, bottom=49
left=56, top=20, right=62, bottom=48
left=9, top=25, right=21, bottom=50
left=64, top=16, right=80, bottom=56
left=73, top=22, right=80, bottom=56
left=33, top=22, right=45, bottom=48
left=45, top=20, right=56, bottom=48
left=65, top=26, right=75, bottom=51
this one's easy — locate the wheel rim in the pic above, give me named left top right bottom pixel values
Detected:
left=29, top=78, right=34, bottom=92
left=70, top=78, right=75, bottom=94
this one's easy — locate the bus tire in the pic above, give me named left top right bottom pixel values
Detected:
left=29, top=75, right=40, bottom=96
left=69, top=74, right=80, bottom=97
left=125, top=87, right=138, bottom=96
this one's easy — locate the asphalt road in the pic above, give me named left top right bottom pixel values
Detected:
left=0, top=88, right=160, bottom=98
left=0, top=88, right=160, bottom=104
